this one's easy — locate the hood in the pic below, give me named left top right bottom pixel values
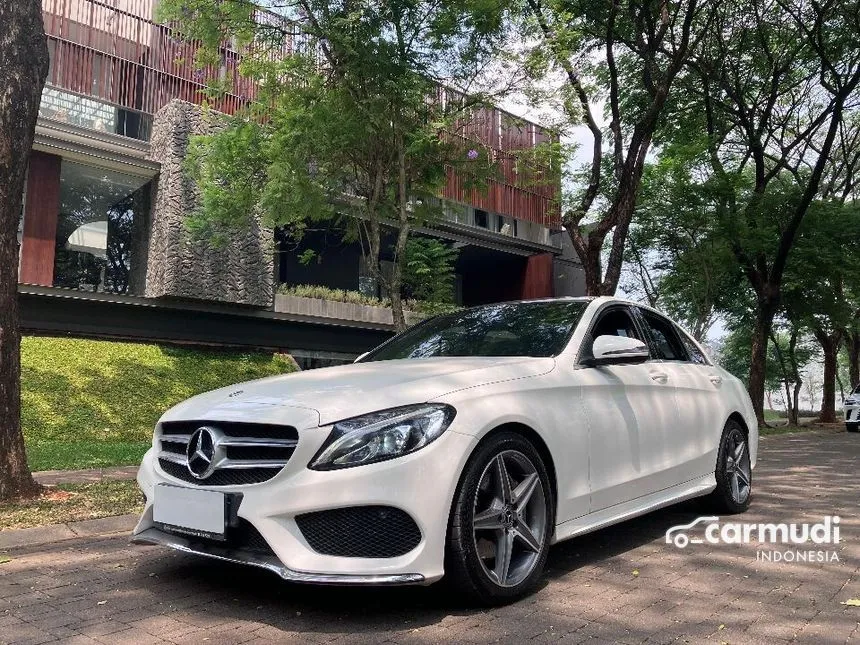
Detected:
left=161, top=356, right=555, bottom=427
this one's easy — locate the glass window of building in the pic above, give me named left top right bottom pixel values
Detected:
left=53, top=161, right=152, bottom=295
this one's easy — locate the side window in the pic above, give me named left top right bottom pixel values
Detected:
left=641, top=312, right=687, bottom=361
left=591, top=307, right=642, bottom=340
left=677, top=328, right=709, bottom=365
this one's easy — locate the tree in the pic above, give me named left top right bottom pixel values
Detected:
left=624, top=143, right=743, bottom=341
left=519, top=0, right=716, bottom=295
left=680, top=0, right=860, bottom=425
left=402, top=237, right=460, bottom=305
left=159, top=0, right=506, bottom=330
left=719, top=321, right=812, bottom=424
left=781, top=202, right=860, bottom=421
left=0, top=0, right=49, bottom=500
left=767, top=320, right=814, bottom=425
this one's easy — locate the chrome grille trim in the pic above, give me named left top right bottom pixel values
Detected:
left=156, top=421, right=298, bottom=486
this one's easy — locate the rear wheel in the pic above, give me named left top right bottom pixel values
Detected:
left=708, top=419, right=752, bottom=514
left=445, top=432, right=553, bottom=605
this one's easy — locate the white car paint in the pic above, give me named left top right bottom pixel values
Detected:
left=844, top=385, right=860, bottom=429
left=133, top=296, right=758, bottom=586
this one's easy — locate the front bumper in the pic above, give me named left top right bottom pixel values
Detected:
left=133, top=425, right=477, bottom=585
left=845, top=404, right=859, bottom=424
left=131, top=527, right=424, bottom=585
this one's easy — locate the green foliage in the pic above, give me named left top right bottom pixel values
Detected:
left=718, top=327, right=784, bottom=392
left=782, top=202, right=860, bottom=334
left=277, top=282, right=461, bottom=315
left=21, top=336, right=296, bottom=470
left=626, top=142, right=746, bottom=339
left=297, top=249, right=317, bottom=266
left=278, top=283, right=390, bottom=308
left=159, top=0, right=506, bottom=290
left=402, top=237, right=460, bottom=304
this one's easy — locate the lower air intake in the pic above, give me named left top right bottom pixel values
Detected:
left=296, top=506, right=421, bottom=558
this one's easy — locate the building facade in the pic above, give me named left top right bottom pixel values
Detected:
left=18, top=0, right=584, bottom=363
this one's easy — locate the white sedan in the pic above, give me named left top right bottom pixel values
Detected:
left=132, top=297, right=757, bottom=603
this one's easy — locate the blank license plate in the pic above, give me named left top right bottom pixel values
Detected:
left=153, top=484, right=226, bottom=538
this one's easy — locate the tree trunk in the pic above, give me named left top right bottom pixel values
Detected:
left=792, top=380, right=802, bottom=426
left=390, top=136, right=409, bottom=332
left=787, top=330, right=801, bottom=426
left=574, top=237, right=604, bottom=296
left=0, top=0, right=49, bottom=501
left=747, top=299, right=778, bottom=427
left=769, top=330, right=794, bottom=426
left=815, top=328, right=841, bottom=423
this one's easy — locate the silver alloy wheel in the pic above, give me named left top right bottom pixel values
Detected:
left=725, top=429, right=752, bottom=504
left=471, top=450, right=547, bottom=588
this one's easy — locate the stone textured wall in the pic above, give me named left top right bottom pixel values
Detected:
left=144, top=100, right=273, bottom=307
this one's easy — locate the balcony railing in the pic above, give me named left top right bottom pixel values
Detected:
left=40, top=0, right=561, bottom=229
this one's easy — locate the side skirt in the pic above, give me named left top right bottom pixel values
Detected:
left=552, top=474, right=716, bottom=544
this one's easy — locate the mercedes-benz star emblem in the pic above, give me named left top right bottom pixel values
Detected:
left=186, top=427, right=218, bottom=479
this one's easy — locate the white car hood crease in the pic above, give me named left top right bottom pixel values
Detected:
left=161, top=356, right=556, bottom=427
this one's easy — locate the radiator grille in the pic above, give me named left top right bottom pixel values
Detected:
left=157, top=421, right=298, bottom=486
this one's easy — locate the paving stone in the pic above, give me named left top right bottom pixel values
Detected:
left=2, top=431, right=859, bottom=644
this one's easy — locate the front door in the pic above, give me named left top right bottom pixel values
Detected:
left=578, top=306, right=681, bottom=512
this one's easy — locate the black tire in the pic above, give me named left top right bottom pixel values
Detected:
left=847, top=423, right=859, bottom=433
left=445, top=432, right=553, bottom=606
left=707, top=419, right=752, bottom=514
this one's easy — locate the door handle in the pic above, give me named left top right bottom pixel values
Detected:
left=709, top=374, right=723, bottom=386
left=650, top=371, right=669, bottom=384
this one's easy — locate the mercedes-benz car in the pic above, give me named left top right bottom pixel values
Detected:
left=844, top=385, right=860, bottom=432
left=132, top=297, right=757, bottom=603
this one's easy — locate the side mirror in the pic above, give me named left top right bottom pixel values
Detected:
left=586, top=335, right=650, bottom=366
left=354, top=351, right=369, bottom=363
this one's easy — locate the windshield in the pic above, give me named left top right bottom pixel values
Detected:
left=361, top=300, right=588, bottom=361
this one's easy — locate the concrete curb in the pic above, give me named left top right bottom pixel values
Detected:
left=0, top=513, right=138, bottom=550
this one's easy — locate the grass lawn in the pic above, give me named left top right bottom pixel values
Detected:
left=22, top=336, right=296, bottom=472
left=0, top=480, right=143, bottom=530
left=759, top=425, right=811, bottom=436
left=763, top=409, right=783, bottom=422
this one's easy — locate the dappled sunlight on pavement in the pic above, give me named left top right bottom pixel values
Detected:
left=1, top=431, right=859, bottom=644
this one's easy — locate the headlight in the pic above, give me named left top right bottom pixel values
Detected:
left=309, top=404, right=456, bottom=470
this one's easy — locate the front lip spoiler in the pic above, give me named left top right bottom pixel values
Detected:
left=131, top=527, right=425, bottom=586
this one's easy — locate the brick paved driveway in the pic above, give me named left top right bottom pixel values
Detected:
left=2, top=430, right=859, bottom=645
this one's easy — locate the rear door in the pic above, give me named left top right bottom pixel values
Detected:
left=635, top=309, right=723, bottom=483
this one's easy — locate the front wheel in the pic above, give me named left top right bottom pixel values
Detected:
left=847, top=423, right=859, bottom=433
left=445, top=432, right=553, bottom=605
left=708, top=419, right=752, bottom=514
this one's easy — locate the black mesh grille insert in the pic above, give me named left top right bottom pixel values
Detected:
left=158, top=459, right=282, bottom=486
left=224, top=445, right=293, bottom=461
left=296, top=506, right=421, bottom=558
left=161, top=518, right=275, bottom=557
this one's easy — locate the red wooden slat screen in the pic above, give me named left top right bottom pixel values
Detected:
left=41, top=0, right=561, bottom=230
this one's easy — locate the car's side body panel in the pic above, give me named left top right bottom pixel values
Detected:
left=436, top=370, right=592, bottom=524
left=577, top=361, right=682, bottom=511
